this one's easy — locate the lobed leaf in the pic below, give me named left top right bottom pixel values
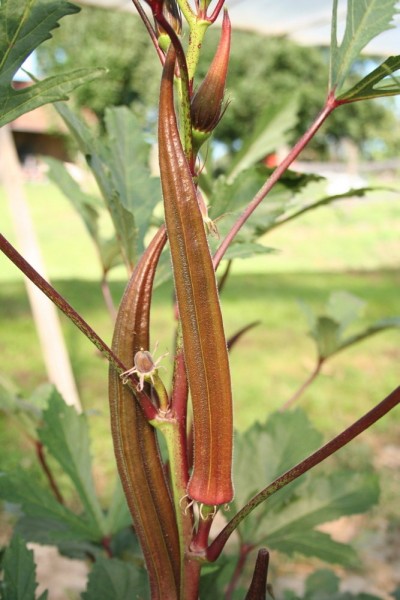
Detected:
left=0, top=69, right=104, bottom=128
left=0, top=472, right=100, bottom=543
left=284, top=568, right=382, bottom=599
left=337, top=55, right=400, bottom=102
left=37, top=388, right=107, bottom=534
left=208, top=166, right=318, bottom=262
left=54, top=102, right=137, bottom=269
left=339, top=316, right=400, bottom=352
left=0, top=0, right=104, bottom=126
left=0, top=534, right=47, bottom=600
left=104, top=476, right=132, bottom=535
left=232, top=410, right=380, bottom=565
left=227, top=95, right=300, bottom=181
left=103, top=107, right=161, bottom=258
left=45, top=157, right=121, bottom=272
left=54, top=103, right=160, bottom=270
left=82, top=557, right=149, bottom=600
left=301, top=292, right=400, bottom=360
left=329, top=0, right=399, bottom=93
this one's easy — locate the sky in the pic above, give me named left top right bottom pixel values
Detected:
left=224, top=0, right=400, bottom=55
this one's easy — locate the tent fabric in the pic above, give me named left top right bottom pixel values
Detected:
left=74, top=0, right=400, bottom=56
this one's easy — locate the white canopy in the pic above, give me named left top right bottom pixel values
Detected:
left=74, top=0, right=400, bottom=56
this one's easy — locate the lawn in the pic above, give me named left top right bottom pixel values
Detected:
left=1, top=180, right=400, bottom=525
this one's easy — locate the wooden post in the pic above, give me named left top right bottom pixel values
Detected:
left=0, top=124, right=82, bottom=411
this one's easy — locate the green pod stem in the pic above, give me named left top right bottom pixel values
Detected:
left=159, top=48, right=234, bottom=506
left=109, top=226, right=180, bottom=598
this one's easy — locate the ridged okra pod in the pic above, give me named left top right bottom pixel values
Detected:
left=158, top=48, right=234, bottom=506
left=109, top=226, right=180, bottom=598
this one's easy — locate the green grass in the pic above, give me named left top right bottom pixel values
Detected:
left=1, top=181, right=400, bottom=280
left=1, top=181, right=399, bottom=516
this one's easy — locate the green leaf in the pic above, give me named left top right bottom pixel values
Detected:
left=199, top=558, right=238, bottom=599
left=0, top=69, right=105, bottom=128
left=223, top=241, right=275, bottom=261
left=330, top=0, right=399, bottom=93
left=208, top=166, right=317, bottom=261
left=337, top=55, right=400, bottom=102
left=301, top=292, right=400, bottom=360
left=0, top=534, right=46, bottom=600
left=232, top=410, right=380, bottom=565
left=313, top=316, right=341, bottom=359
left=304, top=569, right=340, bottom=596
left=45, top=158, right=101, bottom=240
left=301, top=569, right=381, bottom=599
left=211, top=168, right=284, bottom=223
left=44, top=158, right=122, bottom=272
left=54, top=102, right=159, bottom=269
left=82, top=557, right=149, bottom=600
left=53, top=102, right=135, bottom=267
left=104, top=477, right=131, bottom=535
left=232, top=409, right=323, bottom=528
left=285, top=568, right=382, bottom=599
left=0, top=472, right=100, bottom=543
left=253, top=470, right=379, bottom=566
left=269, top=529, right=357, bottom=566
left=37, top=387, right=106, bottom=534
left=326, top=291, right=365, bottom=331
left=103, top=107, right=161, bottom=257
left=227, top=95, right=300, bottom=180
left=0, top=381, right=52, bottom=439
left=273, top=186, right=381, bottom=234
left=0, top=0, right=104, bottom=126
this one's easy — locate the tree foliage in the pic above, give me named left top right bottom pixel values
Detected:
left=37, top=5, right=400, bottom=159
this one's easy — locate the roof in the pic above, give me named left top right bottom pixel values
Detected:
left=74, top=0, right=400, bottom=56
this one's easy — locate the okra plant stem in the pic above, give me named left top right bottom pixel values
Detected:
left=213, top=94, right=338, bottom=269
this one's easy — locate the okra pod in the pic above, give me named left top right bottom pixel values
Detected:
left=158, top=49, right=234, bottom=506
left=109, top=226, right=180, bottom=597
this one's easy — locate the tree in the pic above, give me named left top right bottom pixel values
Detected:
left=37, top=5, right=161, bottom=120
left=37, top=5, right=400, bottom=159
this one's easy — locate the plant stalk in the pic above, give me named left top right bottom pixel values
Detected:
left=280, top=358, right=324, bottom=411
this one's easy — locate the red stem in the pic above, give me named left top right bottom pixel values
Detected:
left=101, top=535, right=113, bottom=558
left=213, top=94, right=338, bottom=270
left=208, top=0, right=226, bottom=23
left=131, top=0, right=166, bottom=66
left=280, top=357, right=324, bottom=411
left=190, top=514, right=214, bottom=553
left=207, top=385, right=400, bottom=561
left=0, top=234, right=157, bottom=420
left=35, top=440, right=65, bottom=505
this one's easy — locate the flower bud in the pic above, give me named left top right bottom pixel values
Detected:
left=191, top=9, right=231, bottom=142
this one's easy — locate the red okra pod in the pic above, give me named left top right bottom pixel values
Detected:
left=158, top=48, right=234, bottom=506
left=109, top=226, right=180, bottom=597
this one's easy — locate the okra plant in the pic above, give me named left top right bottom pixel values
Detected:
left=1, top=0, right=400, bottom=598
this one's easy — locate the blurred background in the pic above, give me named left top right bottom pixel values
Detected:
left=1, top=1, right=400, bottom=597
